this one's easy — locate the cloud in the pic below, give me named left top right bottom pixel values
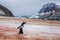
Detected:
left=0, top=0, right=60, bottom=16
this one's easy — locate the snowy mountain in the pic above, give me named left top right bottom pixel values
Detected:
left=39, top=3, right=60, bottom=20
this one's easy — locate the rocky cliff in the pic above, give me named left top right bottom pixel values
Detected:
left=39, top=3, right=60, bottom=20
left=0, top=4, right=14, bottom=17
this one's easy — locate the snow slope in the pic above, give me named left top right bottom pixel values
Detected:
left=0, top=17, right=60, bottom=40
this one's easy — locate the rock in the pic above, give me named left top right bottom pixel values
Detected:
left=39, top=3, right=60, bottom=20
left=0, top=4, right=14, bottom=17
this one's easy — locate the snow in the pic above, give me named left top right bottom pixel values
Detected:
left=0, top=19, right=60, bottom=35
left=24, top=24, right=60, bottom=34
left=0, top=19, right=60, bottom=40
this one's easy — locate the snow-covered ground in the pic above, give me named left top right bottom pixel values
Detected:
left=24, top=24, right=60, bottom=34
left=0, top=18, right=60, bottom=40
left=0, top=19, right=60, bottom=34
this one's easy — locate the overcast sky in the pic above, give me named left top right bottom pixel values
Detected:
left=0, top=0, right=60, bottom=16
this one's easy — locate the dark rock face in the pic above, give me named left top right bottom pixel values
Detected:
left=0, top=4, right=14, bottom=17
left=39, top=3, right=56, bottom=13
left=39, top=3, right=60, bottom=20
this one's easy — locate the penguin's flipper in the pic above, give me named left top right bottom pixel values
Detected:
left=17, top=26, right=21, bottom=29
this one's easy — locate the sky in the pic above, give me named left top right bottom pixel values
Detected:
left=0, top=0, right=60, bottom=16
